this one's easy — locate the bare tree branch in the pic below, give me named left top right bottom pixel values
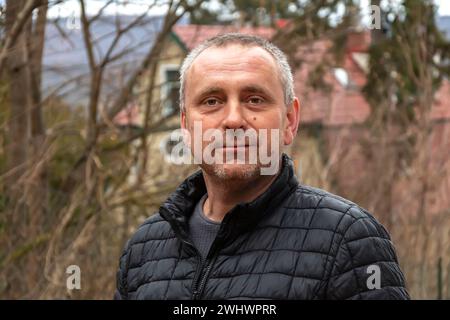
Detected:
left=0, top=0, right=41, bottom=72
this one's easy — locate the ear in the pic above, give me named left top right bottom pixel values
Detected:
left=283, top=97, right=300, bottom=146
left=180, top=110, right=191, bottom=148
left=180, top=110, right=187, bottom=130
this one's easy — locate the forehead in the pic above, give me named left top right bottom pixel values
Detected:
left=187, top=44, right=280, bottom=83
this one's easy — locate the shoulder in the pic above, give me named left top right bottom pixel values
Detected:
left=285, top=184, right=391, bottom=240
left=117, top=212, right=176, bottom=273
left=285, top=185, right=408, bottom=299
left=120, top=212, right=176, bottom=271
left=120, top=212, right=175, bottom=256
left=116, top=212, right=175, bottom=299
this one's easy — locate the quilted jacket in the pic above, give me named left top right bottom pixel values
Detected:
left=115, top=154, right=410, bottom=300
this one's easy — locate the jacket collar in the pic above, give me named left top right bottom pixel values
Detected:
left=159, top=153, right=299, bottom=246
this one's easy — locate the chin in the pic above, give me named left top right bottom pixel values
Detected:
left=202, top=163, right=261, bottom=181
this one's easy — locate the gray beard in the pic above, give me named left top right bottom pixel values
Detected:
left=201, top=163, right=261, bottom=181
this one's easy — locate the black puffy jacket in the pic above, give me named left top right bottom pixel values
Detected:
left=115, top=154, right=410, bottom=300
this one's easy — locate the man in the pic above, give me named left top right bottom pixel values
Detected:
left=115, top=34, right=410, bottom=300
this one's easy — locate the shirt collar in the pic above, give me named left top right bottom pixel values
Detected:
left=160, top=153, right=299, bottom=246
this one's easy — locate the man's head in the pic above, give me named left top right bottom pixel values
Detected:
left=179, top=33, right=300, bottom=180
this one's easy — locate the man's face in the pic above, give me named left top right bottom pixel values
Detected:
left=181, top=44, right=299, bottom=180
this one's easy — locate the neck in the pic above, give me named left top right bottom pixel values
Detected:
left=201, top=169, right=279, bottom=223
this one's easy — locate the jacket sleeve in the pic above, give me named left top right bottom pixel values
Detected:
left=326, top=213, right=410, bottom=300
left=115, top=240, right=131, bottom=300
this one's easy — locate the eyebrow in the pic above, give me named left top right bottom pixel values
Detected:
left=196, top=87, right=225, bottom=100
left=241, top=85, right=272, bottom=96
left=198, top=84, right=273, bottom=99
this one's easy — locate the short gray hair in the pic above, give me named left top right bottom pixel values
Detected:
left=179, top=33, right=294, bottom=112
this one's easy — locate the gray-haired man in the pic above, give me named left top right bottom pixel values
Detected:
left=115, top=33, right=409, bottom=300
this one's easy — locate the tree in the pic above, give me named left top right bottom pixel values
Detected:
left=0, top=0, right=203, bottom=299
left=362, top=0, right=450, bottom=298
left=0, top=0, right=49, bottom=296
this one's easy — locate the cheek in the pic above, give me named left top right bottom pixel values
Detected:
left=257, top=116, right=284, bottom=146
left=252, top=111, right=283, bottom=128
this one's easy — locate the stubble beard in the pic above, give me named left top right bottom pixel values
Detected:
left=200, top=162, right=261, bottom=181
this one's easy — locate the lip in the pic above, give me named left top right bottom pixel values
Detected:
left=218, top=145, right=255, bottom=150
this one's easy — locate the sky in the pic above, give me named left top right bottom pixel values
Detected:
left=41, top=0, right=450, bottom=18
left=0, top=0, right=449, bottom=18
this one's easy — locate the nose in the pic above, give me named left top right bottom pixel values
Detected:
left=221, top=98, right=247, bottom=130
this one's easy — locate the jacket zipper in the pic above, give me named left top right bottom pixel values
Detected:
left=192, top=254, right=218, bottom=300
left=164, top=206, right=232, bottom=300
left=191, top=227, right=227, bottom=300
left=174, top=231, right=221, bottom=300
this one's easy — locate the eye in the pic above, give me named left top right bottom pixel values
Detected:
left=203, top=98, right=221, bottom=106
left=247, top=96, right=264, bottom=105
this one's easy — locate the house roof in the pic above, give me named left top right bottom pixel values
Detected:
left=115, top=23, right=450, bottom=128
left=431, top=80, right=450, bottom=120
left=170, top=25, right=377, bottom=126
left=290, top=32, right=373, bottom=126
left=172, top=24, right=275, bottom=51
left=113, top=102, right=141, bottom=127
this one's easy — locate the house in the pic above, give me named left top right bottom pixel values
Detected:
left=113, top=23, right=450, bottom=220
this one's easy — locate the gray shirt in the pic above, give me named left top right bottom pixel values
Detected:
left=188, top=194, right=221, bottom=263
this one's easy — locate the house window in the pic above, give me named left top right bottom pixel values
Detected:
left=161, top=66, right=180, bottom=117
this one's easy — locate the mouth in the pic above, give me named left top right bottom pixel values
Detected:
left=218, top=145, right=256, bottom=150
left=210, top=145, right=259, bottom=164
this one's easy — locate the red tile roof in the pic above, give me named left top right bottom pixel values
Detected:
left=172, top=24, right=275, bottom=50
left=291, top=35, right=372, bottom=126
left=172, top=25, right=378, bottom=126
left=113, top=102, right=140, bottom=127
left=115, top=25, right=450, bottom=127
left=431, top=80, right=450, bottom=120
